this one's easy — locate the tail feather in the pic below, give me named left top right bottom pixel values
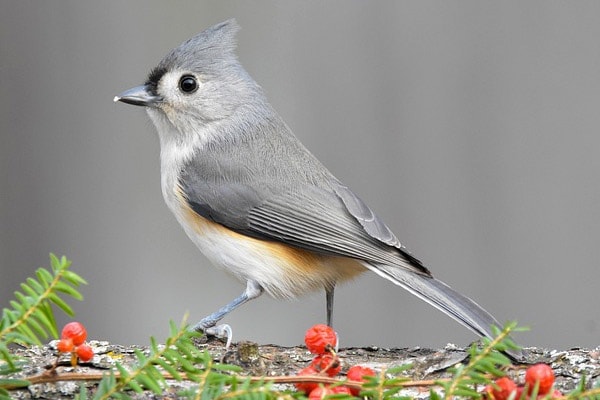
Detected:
left=365, top=262, right=523, bottom=360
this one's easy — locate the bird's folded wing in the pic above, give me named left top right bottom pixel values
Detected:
left=181, top=177, right=429, bottom=276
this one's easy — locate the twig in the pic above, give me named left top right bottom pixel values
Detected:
left=4, top=367, right=449, bottom=392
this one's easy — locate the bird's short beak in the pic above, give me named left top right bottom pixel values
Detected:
left=114, top=85, right=162, bottom=107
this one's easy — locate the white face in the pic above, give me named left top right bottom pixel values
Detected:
left=152, top=68, right=243, bottom=132
left=157, top=71, right=204, bottom=113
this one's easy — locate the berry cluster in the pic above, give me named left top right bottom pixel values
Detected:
left=295, top=324, right=376, bottom=398
left=56, top=322, right=94, bottom=366
left=485, top=363, right=560, bottom=399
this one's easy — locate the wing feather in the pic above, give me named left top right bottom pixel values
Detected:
left=246, top=186, right=429, bottom=275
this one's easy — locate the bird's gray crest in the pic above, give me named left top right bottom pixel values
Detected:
left=147, top=19, right=241, bottom=86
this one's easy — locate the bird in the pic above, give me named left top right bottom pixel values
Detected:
left=115, top=19, right=519, bottom=358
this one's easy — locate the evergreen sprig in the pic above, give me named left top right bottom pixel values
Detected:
left=92, top=317, right=288, bottom=400
left=0, top=254, right=86, bottom=398
left=0, top=254, right=86, bottom=365
left=358, top=364, right=412, bottom=399
left=433, top=322, right=524, bottom=399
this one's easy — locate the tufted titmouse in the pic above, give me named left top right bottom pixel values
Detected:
left=115, top=20, right=518, bottom=356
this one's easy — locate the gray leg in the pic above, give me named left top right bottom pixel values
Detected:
left=326, top=286, right=340, bottom=352
left=326, top=285, right=335, bottom=326
left=191, top=280, right=264, bottom=346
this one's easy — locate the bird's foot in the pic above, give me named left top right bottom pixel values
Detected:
left=191, top=321, right=233, bottom=349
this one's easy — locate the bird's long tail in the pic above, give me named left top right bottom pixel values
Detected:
left=364, top=262, right=522, bottom=360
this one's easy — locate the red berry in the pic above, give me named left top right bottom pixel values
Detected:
left=56, top=338, right=74, bottom=353
left=331, top=386, right=353, bottom=395
left=525, top=363, right=555, bottom=395
left=485, top=377, right=518, bottom=400
left=295, top=365, right=320, bottom=394
left=311, top=353, right=342, bottom=377
left=61, top=322, right=87, bottom=346
left=346, top=365, right=376, bottom=395
left=305, top=324, right=337, bottom=355
left=308, top=386, right=334, bottom=399
left=75, top=344, right=94, bottom=362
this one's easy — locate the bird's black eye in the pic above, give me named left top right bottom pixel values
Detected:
left=179, top=75, right=198, bottom=93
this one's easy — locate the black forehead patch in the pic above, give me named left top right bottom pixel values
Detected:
left=146, top=65, right=168, bottom=87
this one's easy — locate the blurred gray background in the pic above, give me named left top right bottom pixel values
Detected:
left=1, top=1, right=599, bottom=350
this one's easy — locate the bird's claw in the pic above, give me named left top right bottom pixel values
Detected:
left=192, top=323, right=233, bottom=349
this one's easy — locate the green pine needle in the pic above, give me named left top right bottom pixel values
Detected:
left=0, top=254, right=86, bottom=371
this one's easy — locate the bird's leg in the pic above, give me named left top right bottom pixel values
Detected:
left=326, top=285, right=335, bottom=327
left=191, top=280, right=264, bottom=348
left=325, top=285, right=340, bottom=351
